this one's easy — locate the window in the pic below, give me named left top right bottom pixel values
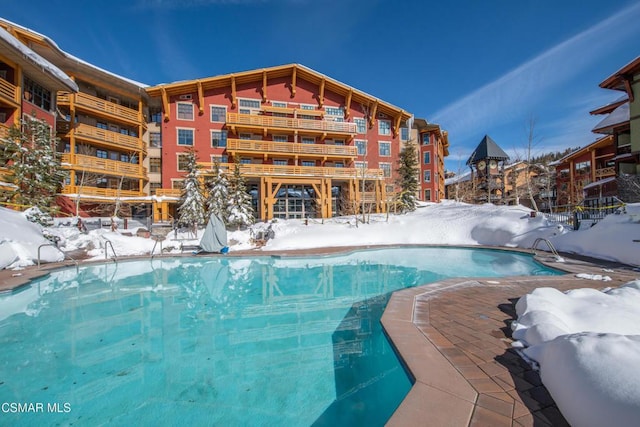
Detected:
left=400, top=127, right=409, bottom=141
left=379, top=142, right=391, bottom=157
left=177, top=128, right=194, bottom=146
left=300, top=104, right=315, bottom=110
left=120, top=154, right=130, bottom=163
left=354, top=118, right=366, bottom=134
left=239, top=98, right=261, bottom=114
left=239, top=133, right=253, bottom=140
left=150, top=183, right=162, bottom=194
left=149, top=107, right=162, bottom=124
left=378, top=119, right=391, bottom=136
left=334, top=162, right=344, bottom=168
left=23, top=76, right=52, bottom=111
left=273, top=159, right=288, bottom=166
left=240, top=158, right=252, bottom=165
left=301, top=160, right=315, bottom=167
left=120, top=128, right=129, bottom=135
left=424, top=189, right=431, bottom=201
left=97, top=122, right=108, bottom=130
left=334, top=139, right=345, bottom=146
left=177, top=102, right=194, bottom=120
left=110, top=152, right=119, bottom=161
left=272, top=101, right=287, bottom=108
left=150, top=132, right=162, bottom=148
left=149, top=158, right=161, bottom=173
left=379, top=162, right=392, bottom=178
left=273, top=135, right=288, bottom=143
left=177, top=154, right=189, bottom=171
left=355, top=161, right=368, bottom=170
left=422, top=133, right=430, bottom=145
left=96, top=149, right=108, bottom=159
left=424, top=170, right=431, bottom=182
left=301, top=137, right=315, bottom=144
left=423, top=152, right=431, bottom=164
left=171, top=179, right=184, bottom=190
left=210, top=105, right=226, bottom=122
left=211, top=130, right=227, bottom=148
left=355, top=139, right=367, bottom=155
left=325, top=106, right=344, bottom=117
left=211, top=154, right=228, bottom=164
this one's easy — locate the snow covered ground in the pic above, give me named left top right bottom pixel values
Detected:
left=1, top=200, right=639, bottom=424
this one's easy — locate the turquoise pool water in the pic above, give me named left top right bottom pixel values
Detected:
left=0, top=247, right=560, bottom=426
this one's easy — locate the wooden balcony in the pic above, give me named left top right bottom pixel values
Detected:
left=0, top=78, right=19, bottom=106
left=0, top=123, right=9, bottom=140
left=595, top=166, right=616, bottom=178
left=70, top=123, right=145, bottom=153
left=61, top=185, right=144, bottom=199
left=226, top=138, right=357, bottom=159
left=227, top=113, right=357, bottom=137
left=57, top=92, right=141, bottom=125
left=61, top=153, right=146, bottom=179
left=199, top=162, right=384, bottom=180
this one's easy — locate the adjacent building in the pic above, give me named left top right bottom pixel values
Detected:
left=411, top=119, right=449, bottom=202
left=0, top=26, right=77, bottom=193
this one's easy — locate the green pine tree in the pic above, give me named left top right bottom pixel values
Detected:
left=396, top=138, right=420, bottom=212
left=0, top=115, right=66, bottom=213
left=205, top=159, right=230, bottom=221
left=227, top=158, right=254, bottom=230
left=177, top=148, right=206, bottom=237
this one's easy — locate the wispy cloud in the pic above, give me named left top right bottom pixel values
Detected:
left=432, top=2, right=640, bottom=146
left=134, top=0, right=299, bottom=9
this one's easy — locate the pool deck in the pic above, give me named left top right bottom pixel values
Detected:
left=1, top=246, right=638, bottom=426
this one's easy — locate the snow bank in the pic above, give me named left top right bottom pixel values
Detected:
left=512, top=281, right=640, bottom=427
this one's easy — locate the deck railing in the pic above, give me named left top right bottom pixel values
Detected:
left=0, top=78, right=18, bottom=104
left=61, top=153, right=146, bottom=178
left=72, top=123, right=144, bottom=152
left=226, top=138, right=357, bottom=158
left=227, top=113, right=357, bottom=134
left=58, top=92, right=140, bottom=123
left=595, top=166, right=615, bottom=178
left=199, top=162, right=384, bottom=180
left=61, top=185, right=144, bottom=198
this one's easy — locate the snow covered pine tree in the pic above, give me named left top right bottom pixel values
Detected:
left=177, top=148, right=207, bottom=237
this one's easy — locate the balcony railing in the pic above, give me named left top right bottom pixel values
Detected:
left=595, top=166, right=616, bottom=178
left=227, top=113, right=357, bottom=135
left=155, top=189, right=182, bottom=197
left=0, top=78, right=18, bottom=105
left=61, top=153, right=146, bottom=178
left=226, top=138, right=357, bottom=158
left=71, top=123, right=144, bottom=153
left=61, top=185, right=144, bottom=198
left=199, top=162, right=384, bottom=180
left=0, top=123, right=10, bottom=140
left=58, top=92, right=140, bottom=124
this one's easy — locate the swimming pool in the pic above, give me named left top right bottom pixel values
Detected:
left=0, top=247, right=560, bottom=425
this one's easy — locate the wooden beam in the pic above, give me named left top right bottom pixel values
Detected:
left=345, top=89, right=352, bottom=119
left=197, top=81, right=204, bottom=115
left=623, top=76, right=634, bottom=102
left=318, top=78, right=325, bottom=107
left=231, top=75, right=237, bottom=109
left=291, top=66, right=297, bottom=97
left=369, top=101, right=378, bottom=128
left=161, top=87, right=170, bottom=121
left=262, top=70, right=268, bottom=103
left=393, top=112, right=403, bottom=138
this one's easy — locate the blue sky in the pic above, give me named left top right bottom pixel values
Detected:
left=3, top=0, right=639, bottom=171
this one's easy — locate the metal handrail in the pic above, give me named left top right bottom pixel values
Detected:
left=37, top=243, right=79, bottom=272
left=531, top=238, right=561, bottom=260
left=150, top=235, right=165, bottom=259
left=102, top=236, right=118, bottom=263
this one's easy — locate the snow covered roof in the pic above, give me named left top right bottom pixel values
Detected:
left=444, top=170, right=472, bottom=185
left=0, top=18, right=148, bottom=91
left=592, top=102, right=629, bottom=134
left=583, top=176, right=617, bottom=190
left=0, top=26, right=77, bottom=92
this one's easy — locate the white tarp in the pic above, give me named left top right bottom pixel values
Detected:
left=199, top=213, right=228, bottom=253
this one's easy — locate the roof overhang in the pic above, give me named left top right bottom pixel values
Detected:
left=146, top=63, right=412, bottom=122
left=599, top=56, right=640, bottom=101
left=556, top=135, right=614, bottom=164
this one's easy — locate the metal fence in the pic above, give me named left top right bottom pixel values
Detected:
left=542, top=197, right=625, bottom=230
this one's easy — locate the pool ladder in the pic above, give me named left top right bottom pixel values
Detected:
left=102, top=236, right=118, bottom=264
left=37, top=243, right=79, bottom=272
left=531, top=238, right=561, bottom=260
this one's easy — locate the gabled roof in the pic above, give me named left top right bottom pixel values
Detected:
left=592, top=102, right=629, bottom=134
left=0, top=26, right=77, bottom=93
left=555, top=135, right=614, bottom=165
left=146, top=63, right=412, bottom=122
left=466, top=135, right=509, bottom=165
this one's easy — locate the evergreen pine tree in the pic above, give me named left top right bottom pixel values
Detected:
left=177, top=148, right=206, bottom=236
left=0, top=115, right=66, bottom=213
left=227, top=159, right=254, bottom=229
left=205, top=159, right=229, bottom=221
left=396, top=138, right=420, bottom=212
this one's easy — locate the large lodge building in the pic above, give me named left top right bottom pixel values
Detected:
left=0, top=18, right=449, bottom=223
